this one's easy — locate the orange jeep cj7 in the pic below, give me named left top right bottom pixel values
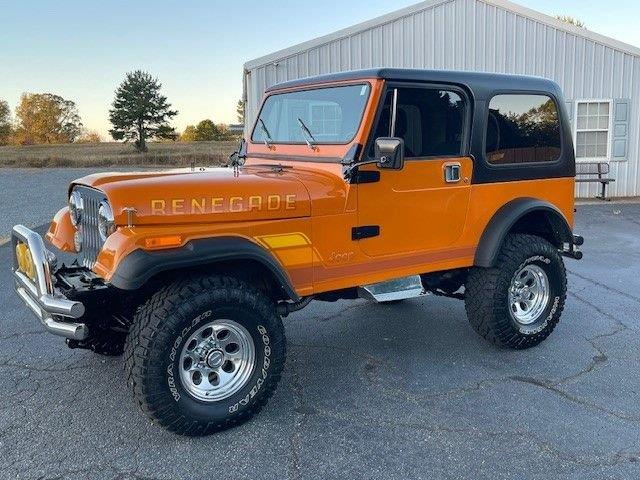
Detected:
left=12, top=69, right=583, bottom=435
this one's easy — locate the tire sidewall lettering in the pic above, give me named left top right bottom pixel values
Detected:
left=165, top=311, right=272, bottom=413
left=229, top=324, right=272, bottom=414
left=167, top=310, right=213, bottom=403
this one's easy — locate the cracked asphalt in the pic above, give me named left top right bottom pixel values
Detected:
left=1, top=169, right=640, bottom=479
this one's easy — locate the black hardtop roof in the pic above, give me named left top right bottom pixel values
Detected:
left=267, top=68, right=562, bottom=99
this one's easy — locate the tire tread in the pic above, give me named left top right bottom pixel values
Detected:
left=465, top=233, right=567, bottom=349
left=123, top=274, right=286, bottom=436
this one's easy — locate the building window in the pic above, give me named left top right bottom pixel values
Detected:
left=575, top=101, right=611, bottom=160
left=485, top=94, right=562, bottom=165
left=311, top=103, right=341, bottom=137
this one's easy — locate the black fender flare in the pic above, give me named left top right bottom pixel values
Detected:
left=474, top=198, right=573, bottom=267
left=109, top=236, right=300, bottom=301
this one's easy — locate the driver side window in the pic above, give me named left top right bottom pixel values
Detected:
left=369, top=87, right=466, bottom=159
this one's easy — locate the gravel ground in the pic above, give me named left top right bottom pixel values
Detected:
left=1, top=168, right=639, bottom=479
left=0, top=168, right=141, bottom=243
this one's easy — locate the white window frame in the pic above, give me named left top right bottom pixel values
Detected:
left=573, top=99, right=613, bottom=163
left=309, top=102, right=342, bottom=139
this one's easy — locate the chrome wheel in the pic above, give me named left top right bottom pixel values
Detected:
left=508, top=264, right=550, bottom=325
left=179, top=319, right=255, bottom=402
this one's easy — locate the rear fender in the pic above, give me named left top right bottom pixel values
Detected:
left=474, top=198, right=573, bottom=267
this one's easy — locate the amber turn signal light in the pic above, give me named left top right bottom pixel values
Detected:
left=144, top=235, right=183, bottom=250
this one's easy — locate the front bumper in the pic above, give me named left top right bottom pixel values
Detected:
left=11, top=225, right=89, bottom=341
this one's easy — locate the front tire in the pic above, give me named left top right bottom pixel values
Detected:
left=465, top=234, right=567, bottom=349
left=124, top=274, right=286, bottom=436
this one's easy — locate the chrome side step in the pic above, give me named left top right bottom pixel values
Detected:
left=359, top=275, right=425, bottom=303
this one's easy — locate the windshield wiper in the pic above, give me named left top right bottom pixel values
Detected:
left=258, top=119, right=273, bottom=148
left=297, top=118, right=318, bottom=151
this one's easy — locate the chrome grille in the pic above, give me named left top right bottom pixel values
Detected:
left=74, top=186, right=106, bottom=269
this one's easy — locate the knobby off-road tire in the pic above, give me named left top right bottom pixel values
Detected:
left=465, top=234, right=567, bottom=349
left=123, top=274, right=286, bottom=436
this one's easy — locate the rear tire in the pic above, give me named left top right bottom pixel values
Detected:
left=465, top=234, right=566, bottom=349
left=123, top=274, right=286, bottom=436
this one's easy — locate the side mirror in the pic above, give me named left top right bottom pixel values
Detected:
left=375, top=137, right=404, bottom=170
left=229, top=138, right=247, bottom=166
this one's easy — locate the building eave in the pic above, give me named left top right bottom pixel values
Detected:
left=243, top=0, right=455, bottom=70
left=244, top=0, right=640, bottom=71
left=489, top=0, right=640, bottom=57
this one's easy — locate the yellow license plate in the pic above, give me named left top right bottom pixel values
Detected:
left=15, top=242, right=36, bottom=281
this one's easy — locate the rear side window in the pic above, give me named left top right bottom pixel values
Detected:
left=486, top=94, right=562, bottom=165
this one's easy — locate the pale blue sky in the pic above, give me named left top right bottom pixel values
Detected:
left=1, top=0, right=638, bottom=138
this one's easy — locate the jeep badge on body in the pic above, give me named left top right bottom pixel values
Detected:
left=11, top=69, right=583, bottom=436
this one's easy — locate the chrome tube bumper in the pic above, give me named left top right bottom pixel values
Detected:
left=11, top=225, right=88, bottom=341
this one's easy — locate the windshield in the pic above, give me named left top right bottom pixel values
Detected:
left=251, top=84, right=371, bottom=145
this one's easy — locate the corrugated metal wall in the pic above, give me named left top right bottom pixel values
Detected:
left=245, top=0, right=640, bottom=198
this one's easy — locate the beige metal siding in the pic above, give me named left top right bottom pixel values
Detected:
left=245, top=0, right=640, bottom=197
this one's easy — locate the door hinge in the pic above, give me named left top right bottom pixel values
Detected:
left=352, top=225, right=380, bottom=240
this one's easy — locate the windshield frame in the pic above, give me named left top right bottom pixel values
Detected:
left=249, top=82, right=373, bottom=146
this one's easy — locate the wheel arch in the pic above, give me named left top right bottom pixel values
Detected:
left=474, top=198, right=573, bottom=268
left=109, top=236, right=300, bottom=301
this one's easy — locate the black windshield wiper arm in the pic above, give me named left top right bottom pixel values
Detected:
left=297, top=118, right=318, bottom=151
left=258, top=119, right=273, bottom=148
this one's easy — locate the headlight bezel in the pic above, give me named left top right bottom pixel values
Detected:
left=98, top=201, right=116, bottom=241
left=69, top=190, right=84, bottom=226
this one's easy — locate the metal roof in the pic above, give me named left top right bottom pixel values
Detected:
left=245, top=0, right=640, bottom=70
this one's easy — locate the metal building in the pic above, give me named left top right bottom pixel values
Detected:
left=243, top=0, right=640, bottom=198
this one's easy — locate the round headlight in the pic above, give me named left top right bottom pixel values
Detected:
left=98, top=201, right=116, bottom=241
left=69, top=190, right=84, bottom=226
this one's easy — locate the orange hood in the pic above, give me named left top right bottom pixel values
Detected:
left=72, top=166, right=312, bottom=226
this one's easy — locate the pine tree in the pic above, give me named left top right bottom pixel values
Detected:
left=109, top=70, right=178, bottom=152
left=236, top=99, right=245, bottom=124
left=0, top=99, right=12, bottom=145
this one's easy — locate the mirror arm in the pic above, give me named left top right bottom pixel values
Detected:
left=228, top=138, right=248, bottom=167
left=342, top=159, right=381, bottom=180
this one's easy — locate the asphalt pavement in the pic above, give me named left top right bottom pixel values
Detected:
left=1, top=168, right=640, bottom=479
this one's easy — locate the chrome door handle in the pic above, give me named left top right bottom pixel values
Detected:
left=444, top=163, right=461, bottom=183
